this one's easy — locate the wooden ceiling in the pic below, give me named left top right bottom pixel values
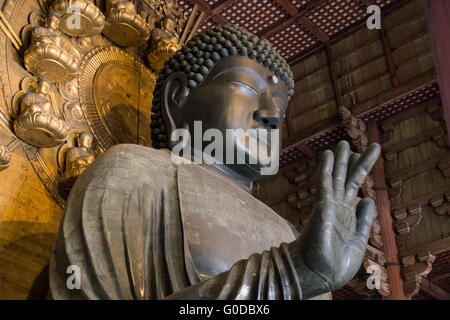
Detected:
left=183, top=0, right=450, bottom=301
left=178, top=0, right=407, bottom=64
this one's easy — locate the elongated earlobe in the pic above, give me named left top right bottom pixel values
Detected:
left=161, top=72, right=190, bottom=140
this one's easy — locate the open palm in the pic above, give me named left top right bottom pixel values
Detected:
left=289, top=141, right=381, bottom=298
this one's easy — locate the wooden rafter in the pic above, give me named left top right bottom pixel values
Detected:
left=286, top=0, right=410, bottom=65
left=263, top=0, right=329, bottom=42
left=379, top=29, right=399, bottom=88
left=420, top=277, right=450, bottom=300
left=400, top=236, right=450, bottom=257
left=282, top=74, right=439, bottom=152
left=430, top=270, right=450, bottom=282
left=188, top=0, right=228, bottom=24
left=295, top=143, right=316, bottom=158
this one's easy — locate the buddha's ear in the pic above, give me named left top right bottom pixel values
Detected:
left=161, top=71, right=190, bottom=137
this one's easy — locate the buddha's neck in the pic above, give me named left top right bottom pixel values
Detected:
left=191, top=151, right=254, bottom=193
left=161, top=147, right=254, bottom=193
left=210, top=163, right=253, bottom=192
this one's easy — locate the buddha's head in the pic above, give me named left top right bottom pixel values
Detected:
left=46, top=12, right=61, bottom=30
left=37, top=79, right=51, bottom=96
left=77, top=132, right=94, bottom=149
left=151, top=25, right=294, bottom=182
left=161, top=15, right=177, bottom=35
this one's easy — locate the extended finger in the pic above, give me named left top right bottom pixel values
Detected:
left=333, top=141, right=350, bottom=200
left=346, top=152, right=360, bottom=180
left=345, top=143, right=381, bottom=203
left=317, top=149, right=334, bottom=200
left=353, top=198, right=376, bottom=246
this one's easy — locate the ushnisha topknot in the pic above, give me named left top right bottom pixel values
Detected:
left=150, top=24, right=295, bottom=149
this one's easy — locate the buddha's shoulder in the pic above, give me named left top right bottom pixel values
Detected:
left=78, top=144, right=178, bottom=186
left=99, top=144, right=173, bottom=165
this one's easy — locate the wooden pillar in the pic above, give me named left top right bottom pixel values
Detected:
left=424, top=0, right=450, bottom=144
left=367, top=121, right=406, bottom=300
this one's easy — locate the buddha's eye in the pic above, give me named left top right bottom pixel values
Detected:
left=228, top=81, right=258, bottom=97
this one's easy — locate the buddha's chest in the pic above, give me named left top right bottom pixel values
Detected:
left=177, top=164, right=296, bottom=281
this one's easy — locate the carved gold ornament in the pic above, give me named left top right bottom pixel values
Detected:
left=79, top=46, right=156, bottom=149
left=59, top=131, right=95, bottom=192
left=103, top=0, right=150, bottom=47
left=0, top=145, right=11, bottom=171
left=52, top=0, right=105, bottom=38
left=23, top=13, right=82, bottom=83
left=3, top=0, right=198, bottom=204
left=14, top=79, right=70, bottom=148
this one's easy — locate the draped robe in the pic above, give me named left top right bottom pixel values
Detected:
left=49, top=144, right=331, bottom=300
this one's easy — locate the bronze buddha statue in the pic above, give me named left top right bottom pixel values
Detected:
left=49, top=25, right=380, bottom=300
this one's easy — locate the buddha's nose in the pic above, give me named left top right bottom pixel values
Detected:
left=253, top=109, right=281, bottom=130
left=253, top=94, right=282, bottom=130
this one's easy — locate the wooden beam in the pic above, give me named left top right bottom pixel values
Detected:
left=295, top=143, right=315, bottom=158
left=287, top=42, right=324, bottom=65
left=187, top=0, right=211, bottom=11
left=282, top=116, right=341, bottom=152
left=189, top=0, right=229, bottom=25
left=391, top=186, right=450, bottom=213
left=298, top=16, right=329, bottom=42
left=367, top=121, right=407, bottom=300
left=274, top=0, right=297, bottom=16
left=383, top=126, right=444, bottom=154
left=379, top=29, right=399, bottom=88
left=354, top=71, right=438, bottom=117
left=381, top=96, right=440, bottom=128
left=285, top=104, right=294, bottom=138
left=424, top=0, right=450, bottom=145
left=400, top=236, right=450, bottom=257
left=420, top=277, right=450, bottom=300
left=258, top=0, right=327, bottom=38
left=282, top=74, right=438, bottom=153
left=326, top=44, right=344, bottom=107
left=258, top=15, right=296, bottom=38
left=360, top=0, right=375, bottom=6
left=430, top=270, right=450, bottom=282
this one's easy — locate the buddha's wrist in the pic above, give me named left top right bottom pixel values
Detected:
left=287, top=241, right=331, bottom=300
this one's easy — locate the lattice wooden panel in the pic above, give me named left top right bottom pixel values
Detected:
left=376, top=0, right=395, bottom=8
left=180, top=0, right=404, bottom=62
left=361, top=82, right=440, bottom=122
left=198, top=17, right=216, bottom=32
left=178, top=0, right=194, bottom=15
left=305, top=125, right=349, bottom=151
left=280, top=146, right=304, bottom=166
left=290, top=0, right=310, bottom=9
left=268, top=22, right=319, bottom=60
left=306, top=0, right=367, bottom=36
left=220, top=0, right=288, bottom=34
left=205, top=0, right=221, bottom=6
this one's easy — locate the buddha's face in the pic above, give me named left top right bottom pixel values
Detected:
left=37, top=81, right=51, bottom=95
left=78, top=134, right=93, bottom=149
left=164, top=55, right=290, bottom=181
left=162, top=17, right=176, bottom=34
left=46, top=15, right=60, bottom=30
